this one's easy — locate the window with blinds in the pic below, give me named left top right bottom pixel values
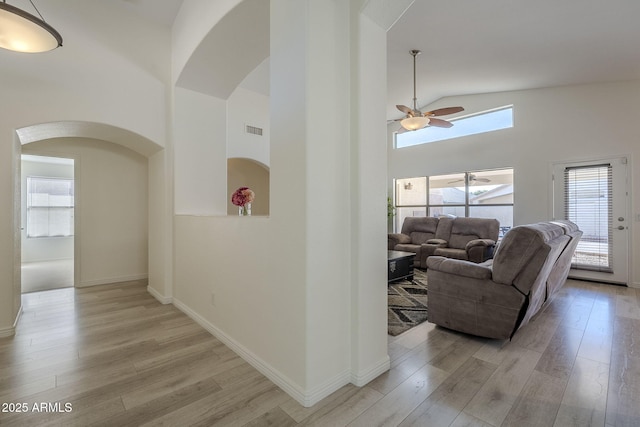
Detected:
left=26, top=177, right=75, bottom=238
left=564, top=164, right=612, bottom=272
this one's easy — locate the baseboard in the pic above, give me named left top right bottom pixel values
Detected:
left=0, top=306, right=23, bottom=338
left=350, top=356, right=391, bottom=386
left=147, top=285, right=172, bottom=304
left=77, top=274, right=148, bottom=288
left=172, top=297, right=350, bottom=407
left=22, top=257, right=73, bottom=264
left=302, top=370, right=352, bottom=407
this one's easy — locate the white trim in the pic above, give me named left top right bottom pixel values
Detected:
left=76, top=274, right=148, bottom=288
left=0, top=327, right=15, bottom=338
left=147, top=285, right=172, bottom=304
left=551, top=155, right=632, bottom=285
left=303, top=370, right=351, bottom=407
left=172, top=296, right=352, bottom=407
left=0, top=306, right=23, bottom=338
left=350, top=356, right=391, bottom=386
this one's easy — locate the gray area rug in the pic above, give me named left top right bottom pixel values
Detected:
left=388, top=268, right=428, bottom=336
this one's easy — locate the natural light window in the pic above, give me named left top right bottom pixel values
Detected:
left=394, top=168, right=514, bottom=237
left=26, top=177, right=75, bottom=238
left=395, top=105, right=513, bottom=148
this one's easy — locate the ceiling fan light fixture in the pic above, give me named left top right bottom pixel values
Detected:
left=0, top=1, right=62, bottom=53
left=401, top=116, right=430, bottom=131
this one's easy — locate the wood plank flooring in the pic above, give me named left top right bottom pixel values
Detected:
left=1, top=277, right=639, bottom=426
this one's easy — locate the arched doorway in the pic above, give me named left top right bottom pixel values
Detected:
left=16, top=121, right=163, bottom=291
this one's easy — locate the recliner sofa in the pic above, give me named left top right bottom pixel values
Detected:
left=388, top=216, right=500, bottom=268
left=426, top=220, right=582, bottom=339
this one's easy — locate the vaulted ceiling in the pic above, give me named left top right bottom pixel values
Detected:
left=117, top=0, right=640, bottom=121
left=386, top=0, right=640, bottom=119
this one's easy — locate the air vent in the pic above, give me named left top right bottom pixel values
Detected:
left=245, top=125, right=263, bottom=136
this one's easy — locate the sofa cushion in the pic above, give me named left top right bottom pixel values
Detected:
left=410, top=231, right=435, bottom=245
left=448, top=217, right=500, bottom=249
left=434, top=247, right=467, bottom=260
left=401, top=217, right=439, bottom=235
left=395, top=243, right=421, bottom=254
left=427, top=256, right=493, bottom=280
left=434, top=217, right=453, bottom=240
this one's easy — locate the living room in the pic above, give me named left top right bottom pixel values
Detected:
left=1, top=0, right=639, bottom=425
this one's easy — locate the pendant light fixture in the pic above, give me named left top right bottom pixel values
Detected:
left=0, top=0, right=62, bottom=53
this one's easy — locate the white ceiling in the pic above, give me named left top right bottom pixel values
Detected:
left=120, top=0, right=184, bottom=27
left=387, top=0, right=640, bottom=120
left=20, top=0, right=638, bottom=122
left=106, top=0, right=640, bottom=120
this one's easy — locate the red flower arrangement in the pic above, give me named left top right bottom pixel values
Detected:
left=231, top=187, right=255, bottom=207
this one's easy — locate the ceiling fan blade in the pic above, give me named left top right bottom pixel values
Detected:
left=447, top=179, right=464, bottom=184
left=427, top=118, right=454, bottom=128
left=396, top=105, right=413, bottom=115
left=424, top=106, right=464, bottom=117
left=476, top=178, right=491, bottom=182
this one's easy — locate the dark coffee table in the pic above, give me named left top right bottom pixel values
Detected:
left=388, top=250, right=416, bottom=283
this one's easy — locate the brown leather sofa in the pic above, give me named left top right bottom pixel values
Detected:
left=426, top=220, right=582, bottom=339
left=388, top=216, right=500, bottom=268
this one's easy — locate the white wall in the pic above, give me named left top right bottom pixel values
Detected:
left=173, top=87, right=228, bottom=216
left=388, top=80, right=640, bottom=286
left=21, top=158, right=74, bottom=263
left=227, top=86, right=270, bottom=167
left=0, top=1, right=169, bottom=335
left=22, top=139, right=149, bottom=287
left=169, top=0, right=392, bottom=406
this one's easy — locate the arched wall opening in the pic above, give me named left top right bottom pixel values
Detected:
left=227, top=158, right=270, bottom=216
left=173, top=0, right=270, bottom=216
left=16, top=121, right=163, bottom=289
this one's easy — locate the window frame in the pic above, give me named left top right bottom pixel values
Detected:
left=26, top=176, right=75, bottom=239
left=394, top=168, right=514, bottom=236
left=394, top=105, right=514, bottom=149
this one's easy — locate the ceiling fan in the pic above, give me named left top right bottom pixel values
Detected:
left=448, top=174, right=491, bottom=185
left=393, top=50, right=464, bottom=133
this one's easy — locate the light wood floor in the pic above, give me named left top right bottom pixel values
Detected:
left=21, top=259, right=73, bottom=293
left=1, top=278, right=639, bottom=426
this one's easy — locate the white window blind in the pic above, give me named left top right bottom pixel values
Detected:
left=564, top=164, right=612, bottom=272
left=27, top=177, right=75, bottom=238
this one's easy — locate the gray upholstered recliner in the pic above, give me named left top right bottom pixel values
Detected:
left=426, top=220, right=582, bottom=339
left=388, top=216, right=499, bottom=268
left=388, top=217, right=440, bottom=268
left=423, top=217, right=499, bottom=264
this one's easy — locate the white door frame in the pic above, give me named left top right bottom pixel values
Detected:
left=551, top=155, right=631, bottom=285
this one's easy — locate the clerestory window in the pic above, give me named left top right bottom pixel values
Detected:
left=395, top=105, right=513, bottom=148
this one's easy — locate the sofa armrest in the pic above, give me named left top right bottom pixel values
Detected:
left=465, top=238, right=496, bottom=250
left=388, top=233, right=411, bottom=249
left=427, top=256, right=493, bottom=280
left=465, top=239, right=496, bottom=263
left=426, top=238, right=448, bottom=247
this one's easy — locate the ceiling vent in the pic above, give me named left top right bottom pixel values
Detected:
left=245, top=125, right=263, bottom=136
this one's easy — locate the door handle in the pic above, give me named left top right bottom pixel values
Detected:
left=617, top=225, right=625, bottom=230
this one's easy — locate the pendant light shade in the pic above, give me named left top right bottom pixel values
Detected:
left=400, top=116, right=430, bottom=131
left=0, top=1, right=62, bottom=53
